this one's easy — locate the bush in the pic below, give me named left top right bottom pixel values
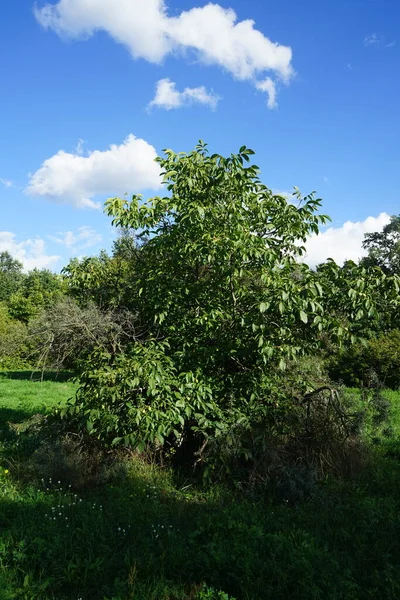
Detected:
left=329, top=330, right=400, bottom=389
left=62, top=349, right=371, bottom=484
left=28, top=297, right=139, bottom=370
left=197, top=585, right=236, bottom=599
left=0, top=304, right=31, bottom=369
left=28, top=433, right=126, bottom=491
left=63, top=342, right=221, bottom=455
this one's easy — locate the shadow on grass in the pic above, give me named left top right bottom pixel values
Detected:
left=0, top=407, right=34, bottom=429
left=0, top=370, right=75, bottom=382
left=1, top=440, right=400, bottom=600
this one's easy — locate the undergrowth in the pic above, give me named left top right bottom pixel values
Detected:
left=0, top=374, right=400, bottom=599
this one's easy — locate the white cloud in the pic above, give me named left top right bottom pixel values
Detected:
left=364, top=33, right=381, bottom=47
left=48, top=226, right=102, bottom=252
left=0, top=178, right=13, bottom=188
left=302, top=213, right=391, bottom=268
left=364, top=33, right=396, bottom=48
left=75, top=138, right=85, bottom=155
left=255, top=77, right=277, bottom=109
left=34, top=0, right=294, bottom=106
left=0, top=232, right=60, bottom=271
left=25, top=134, right=161, bottom=209
left=148, top=78, right=220, bottom=110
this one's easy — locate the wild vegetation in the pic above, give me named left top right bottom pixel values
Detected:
left=1, top=143, right=400, bottom=599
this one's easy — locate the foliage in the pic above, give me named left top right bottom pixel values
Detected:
left=361, top=214, right=400, bottom=275
left=7, top=269, right=66, bottom=323
left=198, top=585, right=236, bottom=599
left=106, top=143, right=334, bottom=372
left=3, top=143, right=400, bottom=598
left=105, top=144, right=399, bottom=367
left=62, top=250, right=133, bottom=309
left=65, top=342, right=221, bottom=452
left=329, top=329, right=400, bottom=389
left=63, top=142, right=398, bottom=472
left=0, top=304, right=31, bottom=369
left=315, top=258, right=400, bottom=342
left=0, top=251, right=24, bottom=303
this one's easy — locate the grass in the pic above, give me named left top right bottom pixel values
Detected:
left=0, top=375, right=400, bottom=599
left=0, top=371, right=76, bottom=423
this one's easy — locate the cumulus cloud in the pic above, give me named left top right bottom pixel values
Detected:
left=25, top=134, right=161, bottom=209
left=34, top=0, right=294, bottom=107
left=303, top=213, right=391, bottom=268
left=148, top=78, right=220, bottom=110
left=48, top=226, right=102, bottom=252
left=0, top=232, right=60, bottom=271
left=0, top=178, right=13, bottom=188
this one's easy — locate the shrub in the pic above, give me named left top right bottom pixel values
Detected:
left=62, top=347, right=371, bottom=483
left=0, top=304, right=31, bottom=369
left=197, top=584, right=236, bottom=600
left=28, top=297, right=139, bottom=370
left=63, top=342, right=222, bottom=455
left=329, top=329, right=400, bottom=389
left=28, top=433, right=127, bottom=491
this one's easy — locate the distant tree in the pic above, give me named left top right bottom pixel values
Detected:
left=361, top=215, right=400, bottom=275
left=7, top=269, right=65, bottom=322
left=62, top=250, right=129, bottom=310
left=112, top=228, right=140, bottom=261
left=0, top=251, right=24, bottom=302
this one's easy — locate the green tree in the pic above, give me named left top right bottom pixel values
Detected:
left=0, top=251, right=24, bottom=302
left=0, top=303, right=30, bottom=369
left=62, top=250, right=131, bottom=309
left=105, top=143, right=396, bottom=373
left=361, top=215, right=400, bottom=275
left=8, top=269, right=65, bottom=322
left=67, top=143, right=399, bottom=465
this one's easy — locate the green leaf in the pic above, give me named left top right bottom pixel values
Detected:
left=299, top=310, right=308, bottom=324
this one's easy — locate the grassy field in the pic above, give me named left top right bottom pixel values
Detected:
left=0, top=371, right=75, bottom=423
left=1, top=374, right=400, bottom=599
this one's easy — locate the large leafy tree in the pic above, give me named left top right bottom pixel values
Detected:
left=68, top=143, right=399, bottom=458
left=105, top=143, right=396, bottom=372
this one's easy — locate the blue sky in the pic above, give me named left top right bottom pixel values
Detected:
left=1, top=0, right=399, bottom=270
